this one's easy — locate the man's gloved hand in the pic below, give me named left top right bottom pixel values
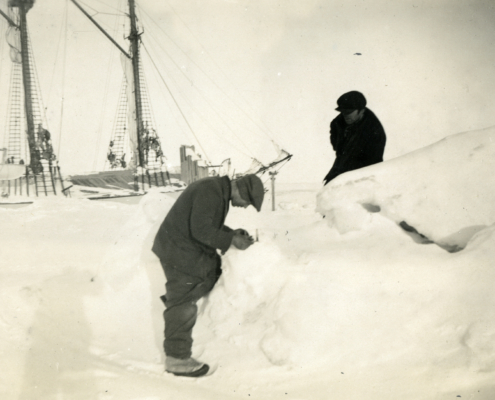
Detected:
left=232, top=230, right=254, bottom=250
left=234, top=228, right=254, bottom=242
left=233, top=228, right=249, bottom=236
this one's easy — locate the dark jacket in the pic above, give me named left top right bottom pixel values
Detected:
left=152, top=176, right=234, bottom=277
left=324, top=108, right=386, bottom=184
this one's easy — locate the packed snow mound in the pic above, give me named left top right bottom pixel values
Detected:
left=317, top=126, right=495, bottom=251
left=197, top=218, right=495, bottom=375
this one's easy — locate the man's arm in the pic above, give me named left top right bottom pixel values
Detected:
left=330, top=119, right=342, bottom=155
left=360, top=125, right=386, bottom=164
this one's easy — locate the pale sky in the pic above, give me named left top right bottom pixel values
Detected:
left=1, top=0, right=495, bottom=182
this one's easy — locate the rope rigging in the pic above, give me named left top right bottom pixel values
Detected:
left=137, top=7, right=265, bottom=150
left=55, top=0, right=69, bottom=158
left=93, top=0, right=125, bottom=171
left=140, top=19, right=248, bottom=153
left=63, top=0, right=291, bottom=181
left=0, top=16, right=6, bottom=148
left=143, top=23, right=292, bottom=173
left=135, top=3, right=291, bottom=174
left=138, top=1, right=284, bottom=153
left=139, top=11, right=275, bottom=164
left=78, top=0, right=125, bottom=18
left=0, top=1, right=68, bottom=199
left=91, top=0, right=127, bottom=14
left=75, top=0, right=126, bottom=35
left=141, top=41, right=211, bottom=163
left=141, top=37, right=254, bottom=161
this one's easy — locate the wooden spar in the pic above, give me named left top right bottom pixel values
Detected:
left=69, top=0, right=131, bottom=59
left=269, top=170, right=277, bottom=211
left=128, top=0, right=144, bottom=168
left=253, top=152, right=293, bottom=176
left=18, top=2, right=41, bottom=173
left=0, top=8, right=18, bottom=27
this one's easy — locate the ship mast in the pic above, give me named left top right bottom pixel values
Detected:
left=0, top=0, right=68, bottom=196
left=71, top=0, right=151, bottom=171
left=17, top=2, right=39, bottom=173
left=128, top=0, right=144, bottom=168
left=3, top=0, right=41, bottom=173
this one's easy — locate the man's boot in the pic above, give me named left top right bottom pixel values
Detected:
left=165, top=356, right=209, bottom=377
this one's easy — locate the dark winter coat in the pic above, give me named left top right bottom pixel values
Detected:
left=323, top=108, right=386, bottom=184
left=152, top=176, right=234, bottom=278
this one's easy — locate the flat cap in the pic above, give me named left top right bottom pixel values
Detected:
left=335, top=91, right=367, bottom=111
left=236, top=174, right=264, bottom=212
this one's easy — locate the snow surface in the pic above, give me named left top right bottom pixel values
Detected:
left=1, top=127, right=495, bottom=399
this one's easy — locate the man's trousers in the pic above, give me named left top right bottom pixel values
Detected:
left=159, top=256, right=221, bottom=359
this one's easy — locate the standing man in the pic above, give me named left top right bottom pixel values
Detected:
left=323, top=91, right=386, bottom=185
left=152, top=174, right=264, bottom=377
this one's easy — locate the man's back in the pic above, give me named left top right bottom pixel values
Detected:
left=152, top=176, right=233, bottom=271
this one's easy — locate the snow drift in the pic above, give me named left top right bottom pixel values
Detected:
left=316, top=126, right=495, bottom=251
left=1, top=127, right=495, bottom=399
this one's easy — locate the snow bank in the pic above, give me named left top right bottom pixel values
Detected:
left=198, top=214, right=495, bottom=375
left=316, top=126, right=495, bottom=251
left=191, top=128, right=495, bottom=397
left=3, top=127, right=495, bottom=399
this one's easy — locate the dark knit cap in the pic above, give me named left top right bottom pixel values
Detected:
left=335, top=91, right=367, bottom=111
left=236, top=174, right=264, bottom=212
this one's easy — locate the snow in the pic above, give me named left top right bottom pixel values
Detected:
left=2, top=128, right=495, bottom=399
left=317, top=126, right=495, bottom=250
